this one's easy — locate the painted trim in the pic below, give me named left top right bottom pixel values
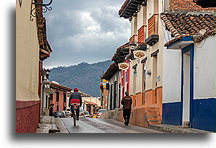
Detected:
left=167, top=36, right=194, bottom=49
left=16, top=100, right=41, bottom=109
left=192, top=98, right=216, bottom=132
left=181, top=44, right=194, bottom=126
left=162, top=102, right=182, bottom=125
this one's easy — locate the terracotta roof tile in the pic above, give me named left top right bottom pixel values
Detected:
left=111, top=42, right=129, bottom=62
left=101, top=63, right=119, bottom=80
left=161, top=12, right=216, bottom=46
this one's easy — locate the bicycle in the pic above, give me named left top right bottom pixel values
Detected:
left=70, top=103, right=80, bottom=126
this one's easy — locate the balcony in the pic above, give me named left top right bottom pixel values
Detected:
left=145, top=14, right=159, bottom=46
left=148, top=14, right=159, bottom=36
left=138, top=25, right=146, bottom=43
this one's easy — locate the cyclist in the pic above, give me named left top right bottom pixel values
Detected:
left=69, top=88, right=82, bottom=120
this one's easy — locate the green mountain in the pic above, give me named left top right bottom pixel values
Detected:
left=49, top=60, right=112, bottom=97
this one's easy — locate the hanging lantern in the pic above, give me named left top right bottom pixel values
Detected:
left=129, top=42, right=137, bottom=50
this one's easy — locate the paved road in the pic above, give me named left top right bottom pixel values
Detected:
left=61, top=117, right=163, bottom=133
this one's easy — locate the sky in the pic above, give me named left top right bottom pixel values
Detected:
left=43, top=0, right=130, bottom=68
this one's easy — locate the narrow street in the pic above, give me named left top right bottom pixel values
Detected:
left=61, top=117, right=163, bottom=133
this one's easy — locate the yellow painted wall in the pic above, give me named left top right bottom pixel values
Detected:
left=16, top=0, right=40, bottom=101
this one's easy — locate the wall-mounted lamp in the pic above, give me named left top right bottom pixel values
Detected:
left=30, top=0, right=53, bottom=21
left=147, top=70, right=151, bottom=75
left=129, top=42, right=137, bottom=51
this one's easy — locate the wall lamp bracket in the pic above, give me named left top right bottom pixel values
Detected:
left=30, top=0, right=53, bottom=21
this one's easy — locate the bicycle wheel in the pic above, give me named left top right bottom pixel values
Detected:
left=73, top=111, right=76, bottom=126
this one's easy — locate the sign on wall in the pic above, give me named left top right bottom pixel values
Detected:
left=133, top=50, right=145, bottom=59
left=118, top=63, right=129, bottom=70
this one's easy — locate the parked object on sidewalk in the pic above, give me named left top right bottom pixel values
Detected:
left=53, top=111, right=66, bottom=118
left=121, top=91, right=132, bottom=126
left=64, top=110, right=72, bottom=117
left=80, top=111, right=90, bottom=118
left=49, top=104, right=54, bottom=116
left=95, top=109, right=107, bottom=118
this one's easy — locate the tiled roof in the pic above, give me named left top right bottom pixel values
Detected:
left=111, top=42, right=129, bottom=62
left=51, top=82, right=72, bottom=91
left=101, top=63, right=119, bottom=80
left=170, top=0, right=216, bottom=11
left=118, top=0, right=147, bottom=18
left=161, top=12, right=216, bottom=46
left=84, top=100, right=98, bottom=106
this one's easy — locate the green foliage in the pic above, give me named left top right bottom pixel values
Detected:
left=49, top=60, right=112, bottom=97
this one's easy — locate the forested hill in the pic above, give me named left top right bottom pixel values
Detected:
left=49, top=60, right=112, bottom=97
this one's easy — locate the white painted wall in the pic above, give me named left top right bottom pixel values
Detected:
left=162, top=30, right=182, bottom=103
left=194, top=36, right=216, bottom=99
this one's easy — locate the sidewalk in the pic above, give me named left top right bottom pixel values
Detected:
left=148, top=124, right=210, bottom=133
left=36, top=116, right=69, bottom=133
left=36, top=116, right=210, bottom=133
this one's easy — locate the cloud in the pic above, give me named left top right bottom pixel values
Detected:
left=44, top=0, right=130, bottom=68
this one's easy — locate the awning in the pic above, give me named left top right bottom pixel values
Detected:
left=167, top=36, right=194, bottom=50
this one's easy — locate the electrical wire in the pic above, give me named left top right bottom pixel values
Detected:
left=195, top=37, right=207, bottom=48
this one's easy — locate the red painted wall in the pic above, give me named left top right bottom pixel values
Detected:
left=16, top=100, right=40, bottom=133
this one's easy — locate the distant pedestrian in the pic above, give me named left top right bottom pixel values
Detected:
left=121, top=91, right=132, bottom=126
left=49, top=104, right=54, bottom=116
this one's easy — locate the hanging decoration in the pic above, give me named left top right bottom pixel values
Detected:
left=133, top=50, right=145, bottom=59
left=118, top=63, right=129, bottom=70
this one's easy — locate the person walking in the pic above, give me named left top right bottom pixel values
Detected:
left=121, top=91, right=132, bottom=126
left=49, top=104, right=54, bottom=116
left=69, top=88, right=82, bottom=120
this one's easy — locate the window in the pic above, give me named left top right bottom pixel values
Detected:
left=56, top=92, right=59, bottom=102
left=143, top=63, right=146, bottom=91
left=50, top=94, right=53, bottom=100
left=63, top=93, right=66, bottom=103
left=152, top=55, right=158, bottom=88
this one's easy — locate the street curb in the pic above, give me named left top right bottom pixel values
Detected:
left=148, top=124, right=210, bottom=133
left=55, top=118, right=69, bottom=133
left=36, top=116, right=60, bottom=133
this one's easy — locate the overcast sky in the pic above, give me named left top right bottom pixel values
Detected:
left=43, top=0, right=130, bottom=68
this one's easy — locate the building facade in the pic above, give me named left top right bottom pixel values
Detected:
left=100, top=79, right=109, bottom=109
left=41, top=69, right=54, bottom=116
left=101, top=63, right=120, bottom=110
left=16, top=0, right=52, bottom=133
left=79, top=91, right=101, bottom=115
left=119, top=0, right=164, bottom=125
left=161, top=12, right=216, bottom=132
left=50, top=82, right=72, bottom=112
left=109, top=0, right=215, bottom=130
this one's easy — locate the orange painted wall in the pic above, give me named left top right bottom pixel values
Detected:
left=131, top=87, right=162, bottom=116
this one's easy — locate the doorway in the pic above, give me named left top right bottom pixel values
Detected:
left=181, top=45, right=194, bottom=127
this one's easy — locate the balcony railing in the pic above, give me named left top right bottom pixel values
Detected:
left=148, top=14, right=159, bottom=37
left=138, top=25, right=147, bottom=43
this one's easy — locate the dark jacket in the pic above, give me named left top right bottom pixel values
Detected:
left=69, top=92, right=82, bottom=107
left=121, top=96, right=132, bottom=109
